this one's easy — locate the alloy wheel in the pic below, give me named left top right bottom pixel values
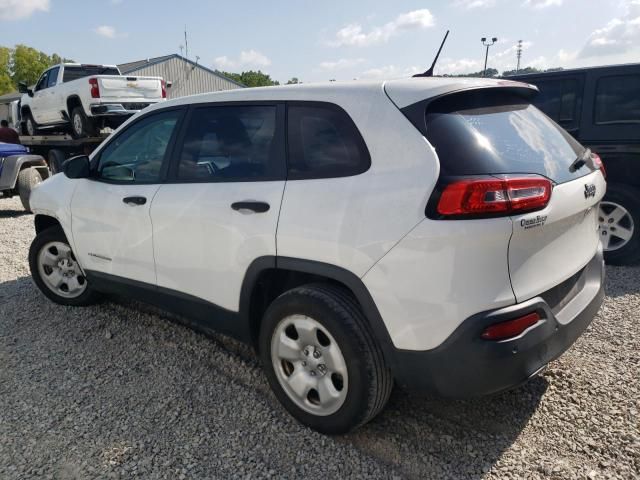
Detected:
left=599, top=201, right=635, bottom=251
left=37, top=241, right=87, bottom=298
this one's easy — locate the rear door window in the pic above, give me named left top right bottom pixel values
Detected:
left=531, top=78, right=581, bottom=129
left=175, top=105, right=284, bottom=182
left=424, top=90, right=591, bottom=184
left=287, top=103, right=370, bottom=179
left=594, top=75, right=640, bottom=125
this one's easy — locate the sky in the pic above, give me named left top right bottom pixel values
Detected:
left=0, top=0, right=639, bottom=83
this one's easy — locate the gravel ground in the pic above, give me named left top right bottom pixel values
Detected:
left=0, top=195, right=639, bottom=479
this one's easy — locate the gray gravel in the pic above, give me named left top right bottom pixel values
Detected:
left=1, top=196, right=638, bottom=479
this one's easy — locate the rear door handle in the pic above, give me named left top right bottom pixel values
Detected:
left=231, top=201, right=270, bottom=213
left=123, top=196, right=147, bottom=206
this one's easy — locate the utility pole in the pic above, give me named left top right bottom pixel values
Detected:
left=184, top=26, right=189, bottom=60
left=516, top=40, right=523, bottom=73
left=481, top=37, right=498, bottom=77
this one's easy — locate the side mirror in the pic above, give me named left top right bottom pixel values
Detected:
left=18, top=81, right=32, bottom=96
left=165, top=81, right=173, bottom=88
left=63, top=155, right=91, bottom=179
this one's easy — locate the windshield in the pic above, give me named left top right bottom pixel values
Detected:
left=425, top=91, right=591, bottom=184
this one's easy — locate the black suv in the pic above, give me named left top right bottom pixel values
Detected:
left=509, top=63, right=640, bottom=265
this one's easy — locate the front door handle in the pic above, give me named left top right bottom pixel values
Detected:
left=231, top=201, right=270, bottom=213
left=123, top=196, right=147, bottom=206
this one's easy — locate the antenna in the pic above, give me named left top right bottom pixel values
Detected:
left=516, top=40, right=523, bottom=72
left=413, top=30, right=450, bottom=78
left=184, top=25, right=189, bottom=60
left=179, top=45, right=184, bottom=57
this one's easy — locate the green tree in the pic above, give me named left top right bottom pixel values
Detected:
left=11, top=44, right=53, bottom=86
left=502, top=66, right=542, bottom=77
left=219, top=70, right=280, bottom=87
left=0, top=46, right=12, bottom=95
left=286, top=77, right=301, bottom=84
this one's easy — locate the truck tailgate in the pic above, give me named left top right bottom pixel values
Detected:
left=98, top=76, right=162, bottom=100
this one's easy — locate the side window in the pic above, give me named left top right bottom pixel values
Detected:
left=287, top=103, right=370, bottom=179
left=47, top=67, right=60, bottom=88
left=176, top=105, right=282, bottom=181
left=531, top=80, right=562, bottom=119
left=34, top=71, right=49, bottom=92
left=594, top=75, right=640, bottom=125
left=97, top=110, right=181, bottom=182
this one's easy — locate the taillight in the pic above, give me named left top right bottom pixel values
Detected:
left=481, top=312, right=541, bottom=341
left=592, top=152, right=606, bottom=179
left=89, top=78, right=100, bottom=98
left=437, top=176, right=552, bottom=217
left=161, top=80, right=167, bottom=99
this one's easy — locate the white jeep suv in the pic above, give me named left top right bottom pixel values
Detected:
left=28, top=77, right=606, bottom=434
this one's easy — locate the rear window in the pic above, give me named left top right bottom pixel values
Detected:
left=287, top=103, right=370, bottom=179
left=63, top=65, right=120, bottom=82
left=424, top=90, right=590, bottom=184
left=594, top=75, right=640, bottom=125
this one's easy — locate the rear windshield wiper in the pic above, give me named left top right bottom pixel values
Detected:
left=569, top=149, right=591, bottom=173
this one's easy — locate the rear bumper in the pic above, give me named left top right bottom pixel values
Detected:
left=391, top=247, right=605, bottom=397
left=90, top=103, right=152, bottom=116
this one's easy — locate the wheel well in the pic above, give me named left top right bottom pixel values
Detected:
left=246, top=269, right=356, bottom=349
left=34, top=215, right=61, bottom=235
left=66, top=96, right=82, bottom=117
left=21, top=105, right=31, bottom=117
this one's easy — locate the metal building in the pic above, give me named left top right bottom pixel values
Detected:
left=117, top=54, right=244, bottom=99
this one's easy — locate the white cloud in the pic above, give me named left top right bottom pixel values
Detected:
left=523, top=0, right=563, bottom=8
left=328, top=9, right=435, bottom=47
left=94, top=25, right=127, bottom=39
left=318, top=58, right=365, bottom=71
left=579, top=0, right=640, bottom=58
left=455, top=0, right=496, bottom=8
left=0, top=0, right=49, bottom=20
left=436, top=58, right=482, bottom=75
left=359, top=65, right=422, bottom=80
left=214, top=50, right=271, bottom=70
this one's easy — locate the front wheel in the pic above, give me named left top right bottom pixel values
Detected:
left=599, top=184, right=640, bottom=265
left=17, top=168, right=42, bottom=212
left=259, top=283, right=393, bottom=434
left=23, top=112, right=39, bottom=136
left=29, top=226, right=101, bottom=306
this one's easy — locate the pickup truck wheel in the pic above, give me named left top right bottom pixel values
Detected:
left=599, top=184, right=640, bottom=265
left=48, top=149, right=68, bottom=175
left=24, top=112, right=39, bottom=136
left=17, top=167, right=43, bottom=212
left=29, top=226, right=101, bottom=306
left=70, top=106, right=96, bottom=139
left=259, top=283, right=393, bottom=434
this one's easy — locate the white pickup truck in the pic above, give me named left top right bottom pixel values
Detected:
left=18, top=63, right=166, bottom=138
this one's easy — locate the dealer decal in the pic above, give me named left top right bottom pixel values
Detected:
left=521, top=215, right=547, bottom=230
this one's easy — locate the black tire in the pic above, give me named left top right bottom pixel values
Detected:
left=259, top=283, right=393, bottom=434
left=23, top=111, right=39, bottom=136
left=28, top=226, right=101, bottom=306
left=601, top=184, right=640, bottom=265
left=17, top=168, right=42, bottom=212
left=70, top=106, right=97, bottom=139
left=48, top=149, right=68, bottom=175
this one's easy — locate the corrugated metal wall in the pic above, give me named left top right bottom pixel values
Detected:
left=126, top=57, right=242, bottom=99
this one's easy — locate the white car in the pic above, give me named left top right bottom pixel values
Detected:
left=19, top=63, right=166, bottom=138
left=28, top=77, right=606, bottom=434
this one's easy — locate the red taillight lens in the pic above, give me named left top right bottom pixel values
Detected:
left=437, top=176, right=552, bottom=217
left=481, top=312, right=541, bottom=341
left=592, top=152, right=606, bottom=179
left=89, top=78, right=100, bottom=98
left=161, top=80, right=167, bottom=99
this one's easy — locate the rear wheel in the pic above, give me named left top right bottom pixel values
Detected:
left=70, top=106, right=96, bottom=139
left=47, top=149, right=68, bottom=175
left=599, top=184, right=640, bottom=265
left=259, top=283, right=393, bottom=434
left=29, top=226, right=101, bottom=306
left=17, top=168, right=42, bottom=212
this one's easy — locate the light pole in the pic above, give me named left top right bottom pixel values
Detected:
left=481, top=37, right=498, bottom=77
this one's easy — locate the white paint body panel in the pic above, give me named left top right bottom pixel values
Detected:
left=362, top=218, right=516, bottom=350
left=29, top=173, right=78, bottom=251
left=150, top=182, right=285, bottom=311
left=70, top=180, right=159, bottom=284
left=508, top=170, right=606, bottom=303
